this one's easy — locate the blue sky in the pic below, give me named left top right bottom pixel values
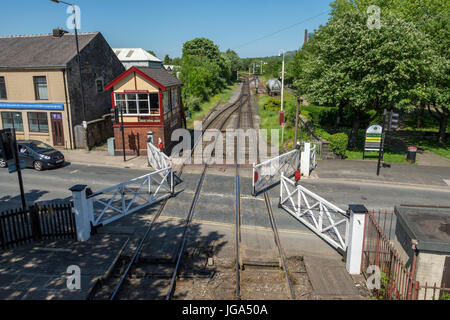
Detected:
left=0, top=0, right=333, bottom=59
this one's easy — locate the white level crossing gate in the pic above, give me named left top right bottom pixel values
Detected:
left=280, top=173, right=350, bottom=253
left=71, top=144, right=174, bottom=241
left=147, top=140, right=172, bottom=171
left=252, top=148, right=300, bottom=195
left=87, top=167, right=173, bottom=227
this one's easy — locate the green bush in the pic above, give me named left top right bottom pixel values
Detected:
left=184, top=95, right=202, bottom=112
left=314, top=127, right=332, bottom=140
left=329, top=133, right=349, bottom=157
left=264, top=97, right=284, bottom=111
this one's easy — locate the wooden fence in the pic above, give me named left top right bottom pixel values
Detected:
left=0, top=202, right=76, bottom=250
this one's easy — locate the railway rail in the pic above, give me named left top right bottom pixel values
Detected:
left=101, top=77, right=250, bottom=300
left=234, top=80, right=295, bottom=300
left=93, top=75, right=296, bottom=300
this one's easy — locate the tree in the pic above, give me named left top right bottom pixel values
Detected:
left=295, top=8, right=431, bottom=147
left=328, top=0, right=449, bottom=144
left=163, top=54, right=172, bottom=65
left=224, top=49, right=241, bottom=71
left=146, top=50, right=157, bottom=57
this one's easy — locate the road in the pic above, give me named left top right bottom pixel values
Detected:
left=0, top=163, right=151, bottom=210
left=1, top=162, right=449, bottom=216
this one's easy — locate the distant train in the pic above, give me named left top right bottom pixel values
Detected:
left=266, top=78, right=282, bottom=96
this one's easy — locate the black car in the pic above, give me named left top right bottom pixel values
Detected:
left=0, top=140, right=65, bottom=171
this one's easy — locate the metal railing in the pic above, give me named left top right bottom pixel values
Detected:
left=416, top=283, right=450, bottom=300
left=310, top=144, right=317, bottom=171
left=361, top=210, right=418, bottom=300
left=147, top=141, right=172, bottom=171
left=252, top=148, right=300, bottom=196
left=279, top=173, right=349, bottom=253
left=87, top=167, right=173, bottom=227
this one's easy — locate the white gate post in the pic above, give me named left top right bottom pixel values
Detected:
left=346, top=204, right=368, bottom=275
left=70, top=185, right=92, bottom=242
left=301, top=142, right=311, bottom=177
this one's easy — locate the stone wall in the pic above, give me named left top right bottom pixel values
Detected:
left=299, top=114, right=340, bottom=160
left=74, top=114, right=114, bottom=149
left=67, top=33, right=125, bottom=148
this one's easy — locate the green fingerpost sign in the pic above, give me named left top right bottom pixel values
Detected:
left=363, top=125, right=382, bottom=159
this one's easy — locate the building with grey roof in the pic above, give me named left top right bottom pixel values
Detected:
left=113, top=48, right=163, bottom=69
left=0, top=31, right=125, bottom=149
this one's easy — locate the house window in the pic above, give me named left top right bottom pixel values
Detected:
left=96, top=79, right=104, bottom=93
left=1, top=112, right=23, bottom=131
left=149, top=93, right=159, bottom=115
left=115, top=93, right=159, bottom=115
left=28, top=112, right=48, bottom=132
left=0, top=77, right=7, bottom=100
left=33, top=76, right=48, bottom=100
left=163, top=91, right=170, bottom=114
left=171, top=88, right=178, bottom=110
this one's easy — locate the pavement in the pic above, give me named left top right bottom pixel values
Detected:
left=62, top=149, right=150, bottom=170
left=0, top=234, right=129, bottom=300
left=311, top=159, right=450, bottom=191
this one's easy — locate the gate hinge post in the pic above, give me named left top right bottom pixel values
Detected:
left=301, top=142, right=311, bottom=177
left=346, top=204, right=368, bottom=275
left=70, top=184, right=91, bottom=242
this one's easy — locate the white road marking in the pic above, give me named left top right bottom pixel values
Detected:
left=444, top=179, right=450, bottom=187
left=70, top=170, right=79, bottom=174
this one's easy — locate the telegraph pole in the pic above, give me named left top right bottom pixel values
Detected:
left=376, top=108, right=388, bottom=176
left=280, top=50, right=285, bottom=144
left=294, top=97, right=300, bottom=144
left=120, top=104, right=126, bottom=162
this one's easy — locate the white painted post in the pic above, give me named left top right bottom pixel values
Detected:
left=346, top=205, right=368, bottom=275
left=70, top=185, right=91, bottom=242
left=301, top=142, right=311, bottom=177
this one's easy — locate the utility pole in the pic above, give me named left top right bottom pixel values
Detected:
left=120, top=104, right=126, bottom=162
left=376, top=108, right=388, bottom=176
left=12, top=130, right=27, bottom=211
left=260, top=60, right=263, bottom=75
left=51, top=0, right=89, bottom=151
left=294, top=97, right=300, bottom=144
left=280, top=50, right=286, bottom=145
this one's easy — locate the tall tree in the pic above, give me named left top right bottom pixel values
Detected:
left=328, top=0, right=450, bottom=144
left=295, top=8, right=431, bottom=147
left=163, top=54, right=172, bottom=65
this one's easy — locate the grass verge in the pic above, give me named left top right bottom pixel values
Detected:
left=186, top=83, right=239, bottom=129
left=409, top=138, right=450, bottom=160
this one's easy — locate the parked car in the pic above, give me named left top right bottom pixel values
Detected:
left=0, top=140, right=64, bottom=171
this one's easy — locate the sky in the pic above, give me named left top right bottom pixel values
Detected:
left=0, top=0, right=333, bottom=59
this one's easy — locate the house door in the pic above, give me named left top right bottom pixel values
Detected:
left=51, top=113, right=64, bottom=146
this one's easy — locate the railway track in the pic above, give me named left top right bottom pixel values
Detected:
left=91, top=75, right=297, bottom=300
left=234, top=79, right=295, bottom=300
left=92, top=77, right=249, bottom=300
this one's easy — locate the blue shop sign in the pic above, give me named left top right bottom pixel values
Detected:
left=0, top=102, right=64, bottom=110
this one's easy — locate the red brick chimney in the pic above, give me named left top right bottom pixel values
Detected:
left=304, top=29, right=308, bottom=45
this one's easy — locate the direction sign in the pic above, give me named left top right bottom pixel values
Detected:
left=363, top=125, right=382, bottom=159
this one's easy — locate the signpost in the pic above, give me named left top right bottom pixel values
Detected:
left=377, top=109, right=388, bottom=176
left=0, top=129, right=27, bottom=210
left=363, top=124, right=383, bottom=160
